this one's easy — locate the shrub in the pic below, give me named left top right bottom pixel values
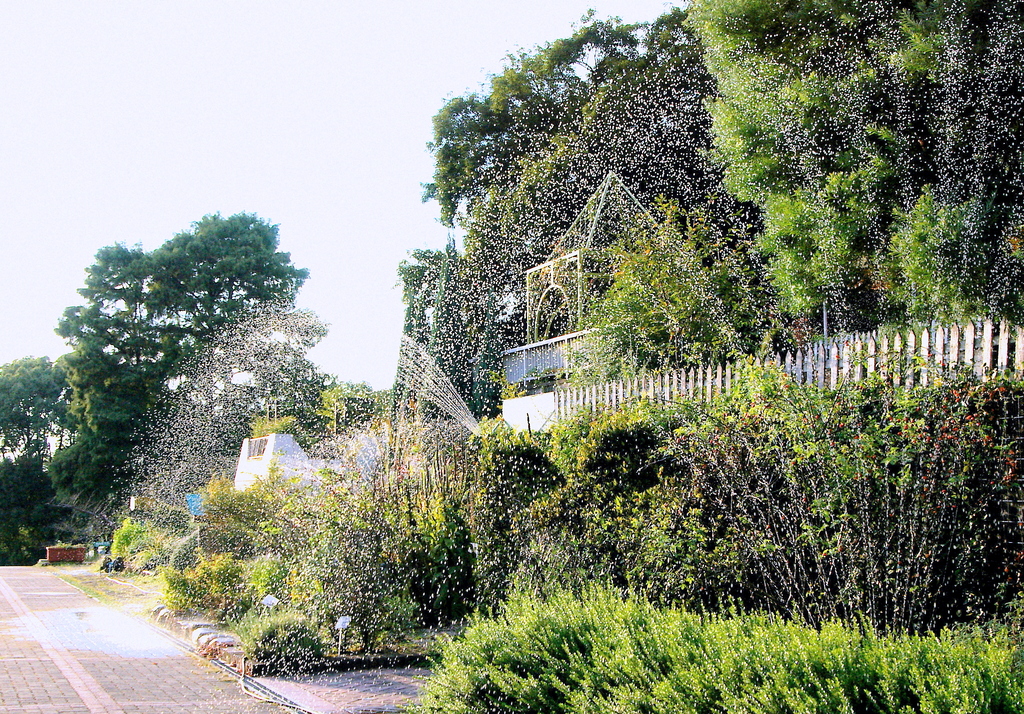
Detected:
left=547, top=404, right=666, bottom=494
left=162, top=553, right=252, bottom=619
left=469, top=419, right=559, bottom=610
left=162, top=566, right=203, bottom=610
left=129, top=498, right=191, bottom=536
left=652, top=368, right=1024, bottom=632
left=168, top=530, right=199, bottom=571
left=524, top=369, right=1024, bottom=633
left=277, top=455, right=477, bottom=647
left=418, top=587, right=1024, bottom=714
left=111, top=518, right=150, bottom=558
left=233, top=608, right=326, bottom=673
left=285, top=485, right=417, bottom=651
left=528, top=406, right=672, bottom=593
left=247, top=556, right=289, bottom=601
left=407, top=497, right=475, bottom=626
left=199, top=476, right=283, bottom=558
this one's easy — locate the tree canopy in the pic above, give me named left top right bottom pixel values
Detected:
left=51, top=213, right=308, bottom=499
left=0, top=357, right=69, bottom=459
left=576, top=201, right=778, bottom=380
left=0, top=357, right=70, bottom=565
left=691, top=0, right=1024, bottom=327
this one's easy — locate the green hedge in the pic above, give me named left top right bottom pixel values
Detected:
left=418, top=587, right=1024, bottom=714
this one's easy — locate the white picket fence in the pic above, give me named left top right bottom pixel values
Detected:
left=554, top=319, right=1024, bottom=420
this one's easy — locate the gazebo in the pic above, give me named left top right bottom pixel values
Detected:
left=501, top=172, right=653, bottom=429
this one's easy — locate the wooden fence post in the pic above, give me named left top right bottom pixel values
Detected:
left=919, top=327, right=930, bottom=387
left=981, top=319, right=994, bottom=378
left=998, top=320, right=1010, bottom=372
left=904, top=329, right=915, bottom=387
left=880, top=334, right=890, bottom=380
left=1016, top=326, right=1024, bottom=377
left=946, top=323, right=954, bottom=370
left=964, top=321, right=976, bottom=372
left=826, top=342, right=834, bottom=387
left=815, top=343, right=824, bottom=388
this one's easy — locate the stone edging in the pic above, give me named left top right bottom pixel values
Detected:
left=148, top=604, right=250, bottom=672
left=147, top=604, right=428, bottom=676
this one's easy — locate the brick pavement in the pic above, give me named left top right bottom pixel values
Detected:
left=0, top=566, right=280, bottom=714
left=257, top=668, right=429, bottom=714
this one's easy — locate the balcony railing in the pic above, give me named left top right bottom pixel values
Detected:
left=502, top=330, right=589, bottom=386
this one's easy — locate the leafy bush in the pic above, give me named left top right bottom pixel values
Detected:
left=199, top=476, right=284, bottom=558
left=111, top=518, right=149, bottom=557
left=162, top=552, right=252, bottom=619
left=418, top=586, right=1024, bottom=714
left=653, top=368, right=1023, bottom=632
left=284, top=485, right=417, bottom=651
left=547, top=405, right=665, bottom=494
left=406, top=497, right=475, bottom=626
left=272, top=451, right=479, bottom=646
left=168, top=530, right=199, bottom=571
left=469, top=419, right=559, bottom=610
left=233, top=608, right=326, bottom=673
left=578, top=203, right=777, bottom=379
left=524, top=368, right=1024, bottom=633
left=247, top=556, right=289, bottom=601
left=128, top=498, right=191, bottom=536
left=526, top=406, right=672, bottom=593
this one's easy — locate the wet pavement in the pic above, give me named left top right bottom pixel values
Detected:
left=0, top=566, right=279, bottom=713
left=257, top=668, right=429, bottom=714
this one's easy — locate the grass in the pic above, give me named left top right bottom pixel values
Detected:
left=53, top=564, right=165, bottom=616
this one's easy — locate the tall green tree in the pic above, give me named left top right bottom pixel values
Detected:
left=425, top=13, right=647, bottom=226
left=397, top=241, right=482, bottom=414
left=0, top=357, right=70, bottom=564
left=0, top=456, right=60, bottom=565
left=691, top=0, right=1024, bottom=326
left=318, top=381, right=382, bottom=434
left=52, top=213, right=308, bottom=499
left=0, top=357, right=70, bottom=458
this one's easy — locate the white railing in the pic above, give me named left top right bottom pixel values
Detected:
left=502, top=330, right=590, bottom=385
left=555, top=319, right=1024, bottom=420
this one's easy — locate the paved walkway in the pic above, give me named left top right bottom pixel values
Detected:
left=258, top=669, right=429, bottom=714
left=0, top=566, right=279, bottom=714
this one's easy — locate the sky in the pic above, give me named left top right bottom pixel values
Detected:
left=0, top=1, right=678, bottom=389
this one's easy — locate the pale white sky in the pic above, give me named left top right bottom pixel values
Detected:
left=0, top=1, right=677, bottom=389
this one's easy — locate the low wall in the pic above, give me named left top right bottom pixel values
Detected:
left=502, top=392, right=557, bottom=432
